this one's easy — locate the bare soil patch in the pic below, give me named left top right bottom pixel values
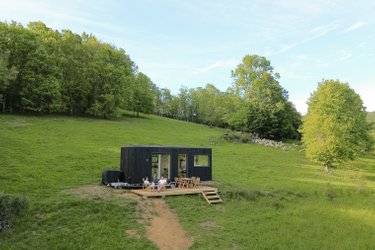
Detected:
left=143, top=199, right=193, bottom=250
left=66, top=185, right=193, bottom=249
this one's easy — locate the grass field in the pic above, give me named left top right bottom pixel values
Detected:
left=1, top=114, right=375, bottom=249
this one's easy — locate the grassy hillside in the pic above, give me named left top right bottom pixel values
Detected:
left=1, top=114, right=375, bottom=249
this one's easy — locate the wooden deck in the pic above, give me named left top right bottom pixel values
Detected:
left=131, top=186, right=217, bottom=198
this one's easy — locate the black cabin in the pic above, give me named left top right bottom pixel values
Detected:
left=121, top=145, right=212, bottom=184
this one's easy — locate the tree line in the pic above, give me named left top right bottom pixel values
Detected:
left=1, top=21, right=373, bottom=170
left=0, top=21, right=301, bottom=139
left=154, top=55, right=301, bottom=140
left=0, top=21, right=156, bottom=118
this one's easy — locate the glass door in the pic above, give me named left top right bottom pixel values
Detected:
left=178, top=154, right=187, bottom=177
left=152, top=153, right=170, bottom=180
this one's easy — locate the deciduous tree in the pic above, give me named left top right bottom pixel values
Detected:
left=231, top=54, right=300, bottom=139
left=300, top=79, right=374, bottom=172
left=0, top=49, right=17, bottom=112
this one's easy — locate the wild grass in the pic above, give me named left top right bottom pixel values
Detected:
left=1, top=114, right=375, bottom=249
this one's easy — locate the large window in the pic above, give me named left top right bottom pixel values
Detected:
left=194, top=155, right=209, bottom=167
left=178, top=154, right=187, bottom=177
left=152, top=154, right=171, bottom=179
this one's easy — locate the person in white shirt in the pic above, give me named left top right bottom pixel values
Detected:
left=157, top=176, right=167, bottom=191
left=143, top=177, right=150, bottom=188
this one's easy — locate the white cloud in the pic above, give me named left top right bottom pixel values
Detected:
left=276, top=21, right=339, bottom=54
left=279, top=43, right=299, bottom=53
left=197, top=59, right=238, bottom=74
left=338, top=50, right=352, bottom=60
left=344, top=21, right=368, bottom=33
left=307, top=22, right=339, bottom=40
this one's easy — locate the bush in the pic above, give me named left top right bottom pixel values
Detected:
left=0, top=193, right=27, bottom=231
left=220, top=131, right=253, bottom=143
left=220, top=131, right=294, bottom=150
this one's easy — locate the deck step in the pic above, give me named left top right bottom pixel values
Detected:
left=206, top=195, right=220, bottom=199
left=201, top=190, right=223, bottom=204
left=209, top=199, right=223, bottom=203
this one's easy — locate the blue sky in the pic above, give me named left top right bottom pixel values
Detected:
left=1, top=0, right=374, bottom=114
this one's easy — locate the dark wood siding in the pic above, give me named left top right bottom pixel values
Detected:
left=121, top=146, right=212, bottom=184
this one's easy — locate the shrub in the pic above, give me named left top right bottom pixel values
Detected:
left=0, top=193, right=27, bottom=231
left=220, top=131, right=294, bottom=150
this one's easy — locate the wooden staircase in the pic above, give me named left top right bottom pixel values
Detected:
left=201, top=190, right=223, bottom=204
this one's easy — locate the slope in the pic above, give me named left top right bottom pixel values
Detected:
left=0, top=114, right=375, bottom=249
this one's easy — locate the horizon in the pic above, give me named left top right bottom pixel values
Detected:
left=1, top=0, right=374, bottom=114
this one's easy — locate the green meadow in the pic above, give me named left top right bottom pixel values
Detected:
left=1, top=114, right=375, bottom=249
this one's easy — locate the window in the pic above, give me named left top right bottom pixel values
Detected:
left=152, top=153, right=171, bottom=179
left=178, top=154, right=187, bottom=177
left=194, top=155, right=209, bottom=167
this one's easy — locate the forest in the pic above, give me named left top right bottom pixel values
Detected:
left=0, top=21, right=301, bottom=139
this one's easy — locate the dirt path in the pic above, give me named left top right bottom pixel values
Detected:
left=138, top=199, right=193, bottom=250
left=66, top=185, right=193, bottom=249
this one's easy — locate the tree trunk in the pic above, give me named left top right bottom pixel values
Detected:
left=9, top=96, right=12, bottom=113
left=2, top=97, right=5, bottom=113
left=323, top=164, right=330, bottom=174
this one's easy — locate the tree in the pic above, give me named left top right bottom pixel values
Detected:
left=155, top=88, right=173, bottom=117
left=130, top=72, right=155, bottom=117
left=60, top=29, right=90, bottom=115
left=176, top=86, right=191, bottom=121
left=189, top=84, right=226, bottom=126
left=84, top=37, right=135, bottom=118
left=0, top=21, right=144, bottom=118
left=0, top=49, right=17, bottom=112
left=231, top=54, right=300, bottom=139
left=300, top=79, right=374, bottom=173
left=21, top=27, right=63, bottom=113
left=0, top=21, right=38, bottom=112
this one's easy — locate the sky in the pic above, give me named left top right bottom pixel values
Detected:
left=1, top=0, right=374, bottom=114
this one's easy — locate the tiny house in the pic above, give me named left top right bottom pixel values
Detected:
left=120, top=145, right=212, bottom=184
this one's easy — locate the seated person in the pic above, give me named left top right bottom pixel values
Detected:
left=157, top=176, right=167, bottom=191
left=150, top=181, right=155, bottom=191
left=143, top=177, right=151, bottom=188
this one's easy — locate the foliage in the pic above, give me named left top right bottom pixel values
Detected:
left=220, top=131, right=294, bottom=150
left=300, top=79, right=374, bottom=170
left=129, top=72, right=156, bottom=117
left=1, top=20, right=301, bottom=139
left=231, top=54, right=301, bottom=139
left=367, top=112, right=375, bottom=124
left=152, top=55, right=301, bottom=141
left=0, top=21, right=156, bottom=118
left=0, top=49, right=18, bottom=113
left=0, top=193, right=27, bottom=231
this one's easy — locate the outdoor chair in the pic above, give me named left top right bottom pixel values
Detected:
left=174, top=177, right=181, bottom=188
left=193, top=177, right=200, bottom=188
left=181, top=178, right=189, bottom=188
left=190, top=177, right=196, bottom=188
